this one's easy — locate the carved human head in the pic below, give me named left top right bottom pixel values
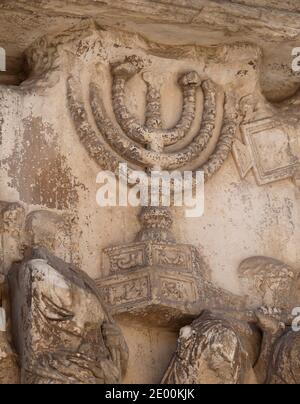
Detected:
left=238, top=256, right=296, bottom=309
left=25, top=210, right=72, bottom=262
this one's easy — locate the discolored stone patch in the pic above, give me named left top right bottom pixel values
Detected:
left=8, top=116, right=80, bottom=210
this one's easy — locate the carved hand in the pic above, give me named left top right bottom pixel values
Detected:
left=255, top=307, right=285, bottom=337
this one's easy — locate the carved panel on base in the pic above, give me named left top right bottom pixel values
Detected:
left=97, top=241, right=200, bottom=328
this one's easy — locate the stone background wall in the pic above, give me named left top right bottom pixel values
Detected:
left=1, top=1, right=300, bottom=383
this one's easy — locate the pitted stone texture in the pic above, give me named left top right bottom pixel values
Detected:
left=8, top=248, right=129, bottom=384
left=1, top=0, right=300, bottom=101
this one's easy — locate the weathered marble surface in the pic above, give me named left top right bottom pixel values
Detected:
left=162, top=258, right=300, bottom=384
left=0, top=276, right=19, bottom=384
left=162, top=307, right=300, bottom=384
left=1, top=0, right=300, bottom=103
left=8, top=248, right=128, bottom=384
left=0, top=1, right=299, bottom=384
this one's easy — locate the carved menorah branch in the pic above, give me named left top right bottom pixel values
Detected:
left=90, top=78, right=219, bottom=170
left=68, top=59, right=238, bottom=184
left=67, top=77, right=122, bottom=175
left=111, top=62, right=201, bottom=149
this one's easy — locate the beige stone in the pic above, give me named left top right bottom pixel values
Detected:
left=8, top=247, right=128, bottom=384
left=0, top=0, right=299, bottom=384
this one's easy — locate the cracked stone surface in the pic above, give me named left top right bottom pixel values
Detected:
left=0, top=0, right=300, bottom=101
left=0, top=0, right=300, bottom=385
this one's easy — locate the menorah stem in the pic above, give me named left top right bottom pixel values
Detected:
left=136, top=206, right=175, bottom=243
left=149, top=136, right=164, bottom=156
left=144, top=80, right=165, bottom=156
left=145, top=81, right=162, bottom=130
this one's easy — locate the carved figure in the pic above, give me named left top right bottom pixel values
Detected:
left=8, top=248, right=128, bottom=384
left=0, top=202, right=25, bottom=275
left=269, top=329, right=300, bottom=384
left=0, top=275, right=19, bottom=384
left=162, top=257, right=300, bottom=385
left=162, top=310, right=260, bottom=384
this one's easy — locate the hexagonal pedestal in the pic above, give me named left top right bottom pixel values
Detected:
left=96, top=241, right=201, bottom=328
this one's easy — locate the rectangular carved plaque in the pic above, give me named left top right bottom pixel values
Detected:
left=104, top=243, right=147, bottom=274
left=152, top=244, right=193, bottom=272
left=97, top=275, right=151, bottom=309
left=241, top=117, right=299, bottom=185
left=159, top=275, right=198, bottom=303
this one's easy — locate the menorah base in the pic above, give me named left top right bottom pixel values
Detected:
left=96, top=241, right=202, bottom=328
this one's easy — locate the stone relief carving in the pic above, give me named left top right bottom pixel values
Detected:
left=0, top=204, right=129, bottom=384
left=64, top=36, right=245, bottom=327
left=268, top=327, right=300, bottom=384
left=8, top=247, right=128, bottom=384
left=20, top=23, right=96, bottom=92
left=68, top=55, right=238, bottom=184
left=233, top=95, right=300, bottom=185
left=0, top=202, right=25, bottom=275
left=97, top=207, right=204, bottom=327
left=238, top=256, right=298, bottom=310
left=0, top=202, right=25, bottom=384
left=0, top=275, right=19, bottom=384
left=162, top=310, right=260, bottom=384
left=162, top=257, right=300, bottom=385
left=97, top=203, right=247, bottom=328
left=0, top=21, right=299, bottom=384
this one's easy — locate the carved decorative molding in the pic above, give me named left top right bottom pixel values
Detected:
left=97, top=238, right=200, bottom=326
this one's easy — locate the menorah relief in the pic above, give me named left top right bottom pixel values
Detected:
left=66, top=55, right=240, bottom=326
left=68, top=57, right=238, bottom=182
